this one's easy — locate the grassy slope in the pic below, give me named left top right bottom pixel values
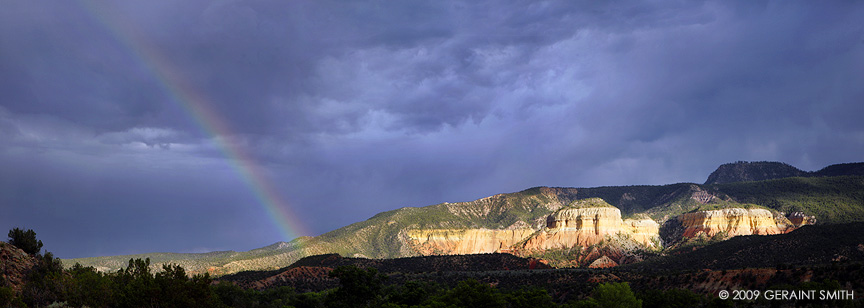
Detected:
left=63, top=239, right=312, bottom=274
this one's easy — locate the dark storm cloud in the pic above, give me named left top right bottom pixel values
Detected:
left=1, top=0, right=863, bottom=258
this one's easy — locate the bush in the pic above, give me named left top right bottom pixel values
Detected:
left=67, top=263, right=113, bottom=308
left=22, top=252, right=66, bottom=307
left=439, top=279, right=506, bottom=308
left=568, top=282, right=642, bottom=308
left=505, top=287, right=556, bottom=308
left=639, top=288, right=702, bottom=308
left=327, top=265, right=387, bottom=308
left=8, top=228, right=43, bottom=255
left=0, top=287, right=15, bottom=306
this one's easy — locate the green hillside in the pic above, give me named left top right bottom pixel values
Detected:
left=306, top=186, right=581, bottom=258
left=704, top=161, right=807, bottom=184
left=704, top=161, right=864, bottom=185
left=709, top=175, right=864, bottom=223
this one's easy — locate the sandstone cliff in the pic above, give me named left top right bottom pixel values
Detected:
left=521, top=198, right=660, bottom=251
left=678, top=208, right=783, bottom=238
left=626, top=217, right=661, bottom=246
left=405, top=229, right=536, bottom=255
left=405, top=199, right=660, bottom=259
left=672, top=208, right=816, bottom=243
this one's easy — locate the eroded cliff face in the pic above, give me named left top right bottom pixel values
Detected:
left=626, top=218, right=661, bottom=246
left=677, top=208, right=783, bottom=238
left=405, top=229, right=536, bottom=255
left=405, top=200, right=661, bottom=256
left=521, top=205, right=660, bottom=250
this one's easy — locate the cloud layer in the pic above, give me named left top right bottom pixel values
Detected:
left=1, top=0, right=862, bottom=258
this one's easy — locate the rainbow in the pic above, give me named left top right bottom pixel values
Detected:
left=78, top=1, right=309, bottom=243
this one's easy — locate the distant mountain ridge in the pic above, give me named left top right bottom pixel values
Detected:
left=64, top=161, right=864, bottom=275
left=704, top=161, right=864, bottom=184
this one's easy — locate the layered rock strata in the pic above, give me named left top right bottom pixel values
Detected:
left=521, top=204, right=660, bottom=250
left=406, top=199, right=661, bottom=256
left=406, top=229, right=536, bottom=255
left=626, top=218, right=661, bottom=246
left=677, top=208, right=783, bottom=238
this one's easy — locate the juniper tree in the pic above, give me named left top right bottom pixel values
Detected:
left=7, top=228, right=43, bottom=255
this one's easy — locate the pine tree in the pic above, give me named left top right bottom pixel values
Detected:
left=7, top=228, right=43, bottom=255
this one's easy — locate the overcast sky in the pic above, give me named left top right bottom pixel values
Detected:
left=2, top=0, right=862, bottom=259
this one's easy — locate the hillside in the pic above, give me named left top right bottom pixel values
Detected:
left=632, top=222, right=864, bottom=270
left=0, top=242, right=37, bottom=293
left=213, top=223, right=864, bottom=296
left=64, top=162, right=864, bottom=276
left=704, top=161, right=864, bottom=184
left=65, top=187, right=581, bottom=275
left=704, top=161, right=807, bottom=184
left=219, top=253, right=550, bottom=291
left=814, top=162, right=864, bottom=177
left=710, top=175, right=864, bottom=223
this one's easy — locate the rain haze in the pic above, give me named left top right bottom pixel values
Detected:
left=1, top=1, right=863, bottom=259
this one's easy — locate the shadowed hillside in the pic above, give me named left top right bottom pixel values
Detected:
left=631, top=222, right=864, bottom=270
left=704, top=161, right=806, bottom=184
left=219, top=253, right=551, bottom=291
left=704, top=161, right=864, bottom=184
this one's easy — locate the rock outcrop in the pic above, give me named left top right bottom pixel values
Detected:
left=787, top=212, right=817, bottom=227
left=521, top=198, right=660, bottom=251
left=626, top=218, right=661, bottom=247
left=588, top=255, right=618, bottom=268
left=676, top=208, right=805, bottom=239
left=406, top=229, right=536, bottom=255
left=1, top=242, right=36, bottom=293
left=406, top=199, right=661, bottom=257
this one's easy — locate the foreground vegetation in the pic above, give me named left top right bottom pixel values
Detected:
left=7, top=257, right=861, bottom=307
left=0, top=253, right=708, bottom=308
left=5, top=227, right=864, bottom=307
